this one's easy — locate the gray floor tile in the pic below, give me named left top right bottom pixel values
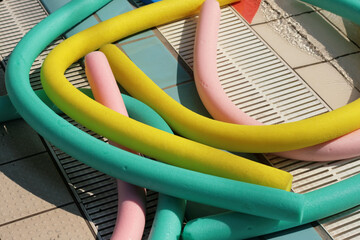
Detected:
left=319, top=10, right=360, bottom=48
left=332, top=52, right=360, bottom=89
left=0, top=203, right=94, bottom=240
left=0, top=119, right=46, bottom=164
left=293, top=12, right=359, bottom=60
left=252, top=0, right=314, bottom=25
left=0, top=152, right=74, bottom=225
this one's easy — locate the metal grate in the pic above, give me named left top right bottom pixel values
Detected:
left=156, top=4, right=360, bottom=239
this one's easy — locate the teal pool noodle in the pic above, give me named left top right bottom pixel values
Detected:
left=149, top=196, right=186, bottom=240
left=182, top=174, right=360, bottom=239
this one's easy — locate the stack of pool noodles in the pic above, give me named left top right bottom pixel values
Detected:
left=2, top=0, right=360, bottom=239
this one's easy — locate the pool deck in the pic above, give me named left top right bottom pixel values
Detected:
left=1, top=0, right=360, bottom=239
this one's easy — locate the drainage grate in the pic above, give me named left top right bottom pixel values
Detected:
left=156, top=4, right=359, bottom=239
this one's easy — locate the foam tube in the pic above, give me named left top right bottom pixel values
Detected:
left=148, top=196, right=186, bottom=239
left=85, top=51, right=146, bottom=240
left=182, top=174, right=360, bottom=239
left=67, top=1, right=360, bottom=154
left=41, top=0, right=293, bottom=191
left=4, top=0, right=303, bottom=222
left=193, top=0, right=360, bottom=161
left=194, top=0, right=260, bottom=126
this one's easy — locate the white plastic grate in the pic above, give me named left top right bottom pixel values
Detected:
left=320, top=206, right=360, bottom=240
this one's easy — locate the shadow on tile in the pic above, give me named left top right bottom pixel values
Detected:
left=319, top=10, right=360, bottom=48
left=0, top=119, right=46, bottom=164
left=333, top=53, right=360, bottom=90
left=293, top=12, right=358, bottom=60
left=0, top=152, right=80, bottom=225
left=343, top=19, right=360, bottom=48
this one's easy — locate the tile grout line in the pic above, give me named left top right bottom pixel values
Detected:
left=317, top=10, right=360, bottom=49
left=251, top=1, right=360, bottom=98
left=0, top=202, right=75, bottom=228
left=250, top=10, right=316, bottom=27
left=0, top=150, right=48, bottom=167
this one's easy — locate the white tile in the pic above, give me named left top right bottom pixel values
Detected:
left=252, top=23, right=323, bottom=68
left=295, top=62, right=360, bottom=109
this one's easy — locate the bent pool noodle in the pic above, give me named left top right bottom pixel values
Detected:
left=65, top=1, right=360, bottom=154
left=4, top=0, right=304, bottom=222
left=41, top=0, right=293, bottom=191
left=85, top=51, right=146, bottom=240
left=182, top=173, right=360, bottom=239
left=194, top=0, right=360, bottom=161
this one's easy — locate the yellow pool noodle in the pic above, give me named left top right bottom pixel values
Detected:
left=41, top=0, right=293, bottom=191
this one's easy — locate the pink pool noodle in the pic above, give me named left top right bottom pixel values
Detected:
left=194, top=0, right=360, bottom=161
left=85, top=51, right=146, bottom=240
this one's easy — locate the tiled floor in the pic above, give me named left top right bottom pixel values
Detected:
left=1, top=0, right=360, bottom=239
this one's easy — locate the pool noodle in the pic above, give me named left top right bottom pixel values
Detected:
left=85, top=51, right=146, bottom=240
left=183, top=173, right=360, bottom=239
